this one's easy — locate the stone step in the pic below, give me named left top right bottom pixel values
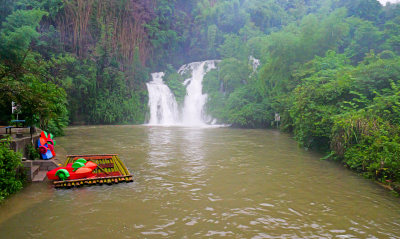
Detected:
left=32, top=170, right=47, bottom=182
left=22, top=159, right=59, bottom=182
left=31, top=165, right=40, bottom=177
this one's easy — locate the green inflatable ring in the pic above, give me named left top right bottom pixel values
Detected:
left=75, top=158, right=87, bottom=164
left=55, top=169, right=70, bottom=181
left=72, top=162, right=85, bottom=171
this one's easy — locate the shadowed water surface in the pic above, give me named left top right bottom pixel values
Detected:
left=0, top=126, right=399, bottom=238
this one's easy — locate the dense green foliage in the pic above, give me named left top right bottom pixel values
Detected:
left=26, top=143, right=40, bottom=161
left=0, top=7, right=68, bottom=135
left=0, top=138, right=24, bottom=202
left=1, top=0, right=400, bottom=186
left=0, top=0, right=152, bottom=132
left=163, top=64, right=186, bottom=105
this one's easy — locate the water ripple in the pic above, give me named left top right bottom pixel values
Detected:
left=0, top=126, right=400, bottom=238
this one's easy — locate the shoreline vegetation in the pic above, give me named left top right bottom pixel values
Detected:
left=0, top=138, right=24, bottom=202
left=1, top=0, right=400, bottom=199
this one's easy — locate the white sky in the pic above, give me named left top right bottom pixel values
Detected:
left=378, top=0, right=400, bottom=5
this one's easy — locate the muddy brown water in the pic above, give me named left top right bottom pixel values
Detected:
left=0, top=125, right=399, bottom=238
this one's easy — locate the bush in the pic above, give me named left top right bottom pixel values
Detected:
left=225, top=84, right=272, bottom=128
left=164, top=64, right=186, bottom=105
left=331, top=112, right=400, bottom=182
left=26, top=143, right=39, bottom=161
left=0, top=137, right=24, bottom=202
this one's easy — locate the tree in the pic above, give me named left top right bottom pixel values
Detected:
left=0, top=9, right=47, bottom=78
left=334, top=0, right=382, bottom=21
left=383, top=16, right=400, bottom=54
left=217, top=34, right=247, bottom=60
left=245, top=0, right=287, bottom=33
left=345, top=18, right=383, bottom=64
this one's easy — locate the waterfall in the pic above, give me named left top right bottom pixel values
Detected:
left=249, top=56, right=260, bottom=73
left=146, top=60, right=217, bottom=126
left=179, top=60, right=216, bottom=126
left=146, top=72, right=180, bottom=125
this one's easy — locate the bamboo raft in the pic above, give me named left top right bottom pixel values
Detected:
left=53, top=154, right=133, bottom=188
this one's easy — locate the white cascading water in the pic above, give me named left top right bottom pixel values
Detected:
left=249, top=56, right=260, bottom=73
left=179, top=60, right=216, bottom=126
left=146, top=60, right=217, bottom=126
left=146, top=72, right=180, bottom=125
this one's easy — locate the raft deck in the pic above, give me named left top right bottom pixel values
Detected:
left=54, top=154, right=133, bottom=188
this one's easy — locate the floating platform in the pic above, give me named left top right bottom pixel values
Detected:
left=53, top=154, right=133, bottom=188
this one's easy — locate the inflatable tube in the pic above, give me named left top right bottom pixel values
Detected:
left=38, top=146, right=47, bottom=154
left=72, top=162, right=85, bottom=171
left=75, top=158, right=87, bottom=164
left=55, top=169, right=70, bottom=181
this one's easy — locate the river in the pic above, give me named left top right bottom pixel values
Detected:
left=0, top=125, right=399, bottom=238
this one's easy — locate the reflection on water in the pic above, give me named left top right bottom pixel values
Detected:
left=0, top=126, right=400, bottom=238
left=180, top=128, right=207, bottom=175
